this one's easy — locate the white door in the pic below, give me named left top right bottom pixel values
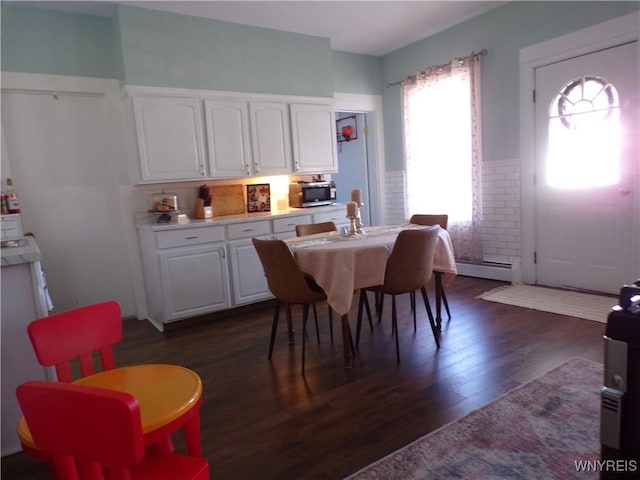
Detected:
left=534, top=41, right=639, bottom=293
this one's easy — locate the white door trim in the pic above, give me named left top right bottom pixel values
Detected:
left=519, top=11, right=640, bottom=285
left=334, top=93, right=385, bottom=226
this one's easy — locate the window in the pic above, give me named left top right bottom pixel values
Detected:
left=546, top=75, right=621, bottom=189
left=403, top=55, right=483, bottom=262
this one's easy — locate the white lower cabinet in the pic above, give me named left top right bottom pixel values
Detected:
left=228, top=237, right=271, bottom=306
left=158, top=244, right=230, bottom=323
left=313, top=210, right=349, bottom=230
left=137, top=206, right=348, bottom=329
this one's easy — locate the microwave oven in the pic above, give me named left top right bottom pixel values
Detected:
left=289, top=181, right=336, bottom=208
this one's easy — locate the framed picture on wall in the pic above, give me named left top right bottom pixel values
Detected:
left=246, top=183, right=271, bottom=212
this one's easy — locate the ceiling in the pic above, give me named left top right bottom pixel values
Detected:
left=13, top=1, right=506, bottom=56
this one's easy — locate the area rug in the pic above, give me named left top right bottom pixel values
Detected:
left=476, top=284, right=616, bottom=323
left=345, top=358, right=603, bottom=480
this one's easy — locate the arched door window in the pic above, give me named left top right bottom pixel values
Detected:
left=546, top=75, right=621, bottom=188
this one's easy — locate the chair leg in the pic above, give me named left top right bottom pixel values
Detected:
left=377, top=294, right=385, bottom=323
left=268, top=299, right=281, bottom=359
left=312, top=302, right=320, bottom=344
left=412, top=291, right=417, bottom=333
left=363, top=290, right=373, bottom=330
left=302, top=303, right=309, bottom=376
left=392, top=295, right=400, bottom=364
left=356, top=290, right=366, bottom=348
left=420, top=287, right=440, bottom=348
left=442, top=288, right=451, bottom=319
left=286, top=303, right=295, bottom=344
left=328, top=305, right=334, bottom=343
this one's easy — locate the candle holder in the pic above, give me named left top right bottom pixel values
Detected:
left=347, top=216, right=359, bottom=236
left=355, top=203, right=365, bottom=233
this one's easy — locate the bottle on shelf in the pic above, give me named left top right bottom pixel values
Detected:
left=5, top=178, right=21, bottom=214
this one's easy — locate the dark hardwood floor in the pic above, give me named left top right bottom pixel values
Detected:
left=1, top=276, right=606, bottom=480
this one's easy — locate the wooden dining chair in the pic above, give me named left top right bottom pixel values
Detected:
left=16, top=381, right=209, bottom=480
left=294, top=221, right=337, bottom=341
left=409, top=213, right=452, bottom=319
left=252, top=237, right=330, bottom=375
left=294, top=221, right=337, bottom=237
left=356, top=227, right=440, bottom=364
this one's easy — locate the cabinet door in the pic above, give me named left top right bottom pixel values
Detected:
left=159, top=244, right=230, bottom=322
left=290, top=103, right=338, bottom=173
left=313, top=209, right=350, bottom=229
left=132, top=96, right=206, bottom=182
left=228, top=238, right=271, bottom=306
left=249, top=102, right=292, bottom=175
left=205, top=100, right=252, bottom=178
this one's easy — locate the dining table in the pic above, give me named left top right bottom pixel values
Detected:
left=18, top=364, right=203, bottom=460
left=284, top=224, right=457, bottom=366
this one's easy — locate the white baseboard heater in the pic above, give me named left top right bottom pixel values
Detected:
left=456, top=260, right=519, bottom=283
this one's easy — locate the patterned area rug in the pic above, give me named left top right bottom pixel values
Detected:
left=477, top=284, right=617, bottom=323
left=345, top=358, right=603, bottom=480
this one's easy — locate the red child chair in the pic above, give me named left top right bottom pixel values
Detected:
left=27, top=300, right=122, bottom=382
left=16, top=381, right=209, bottom=480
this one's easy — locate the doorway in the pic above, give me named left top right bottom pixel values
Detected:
left=534, top=41, right=639, bottom=293
left=519, top=12, right=640, bottom=293
left=333, top=112, right=372, bottom=226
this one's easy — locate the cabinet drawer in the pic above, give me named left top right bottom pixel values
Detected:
left=272, top=215, right=312, bottom=233
left=155, top=226, right=224, bottom=249
left=313, top=210, right=344, bottom=224
left=227, top=220, right=270, bottom=240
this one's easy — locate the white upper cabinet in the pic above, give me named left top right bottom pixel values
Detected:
left=126, top=87, right=337, bottom=183
left=204, top=100, right=252, bottom=178
left=290, top=103, right=338, bottom=174
left=132, top=96, right=206, bottom=182
left=249, top=102, right=292, bottom=175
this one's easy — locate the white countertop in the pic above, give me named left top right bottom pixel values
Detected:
left=0, top=236, right=42, bottom=266
left=136, top=204, right=347, bottom=231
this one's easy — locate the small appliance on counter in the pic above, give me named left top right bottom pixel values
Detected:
left=148, top=191, right=188, bottom=223
left=289, top=181, right=336, bottom=208
left=601, top=279, right=640, bottom=479
left=149, top=191, right=179, bottom=213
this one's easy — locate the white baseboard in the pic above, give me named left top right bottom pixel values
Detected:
left=456, top=261, right=516, bottom=283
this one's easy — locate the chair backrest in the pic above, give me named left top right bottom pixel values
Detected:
left=27, top=301, right=122, bottom=382
left=252, top=238, right=326, bottom=305
left=409, top=214, right=448, bottom=230
left=295, top=221, right=337, bottom=237
left=16, top=380, right=144, bottom=479
left=383, top=226, right=439, bottom=295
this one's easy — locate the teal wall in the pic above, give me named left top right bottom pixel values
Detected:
left=114, top=6, right=334, bottom=96
left=381, top=1, right=639, bottom=170
left=1, top=4, right=346, bottom=98
left=3, top=2, right=638, bottom=171
left=332, top=51, right=383, bottom=95
left=1, top=4, right=117, bottom=79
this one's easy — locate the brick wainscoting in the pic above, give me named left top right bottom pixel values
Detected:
left=383, top=159, right=521, bottom=273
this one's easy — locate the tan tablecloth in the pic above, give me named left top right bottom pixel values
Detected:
left=285, top=224, right=457, bottom=316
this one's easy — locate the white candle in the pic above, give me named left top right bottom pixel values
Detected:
left=351, top=189, right=362, bottom=205
left=347, top=201, right=358, bottom=217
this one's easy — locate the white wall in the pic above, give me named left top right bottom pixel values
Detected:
left=1, top=73, right=138, bottom=316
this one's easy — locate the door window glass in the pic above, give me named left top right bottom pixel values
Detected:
left=546, top=75, right=620, bottom=188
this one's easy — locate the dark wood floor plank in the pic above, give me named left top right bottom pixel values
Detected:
left=1, top=276, right=607, bottom=480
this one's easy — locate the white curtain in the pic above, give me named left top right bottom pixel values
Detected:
left=403, top=54, right=483, bottom=263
